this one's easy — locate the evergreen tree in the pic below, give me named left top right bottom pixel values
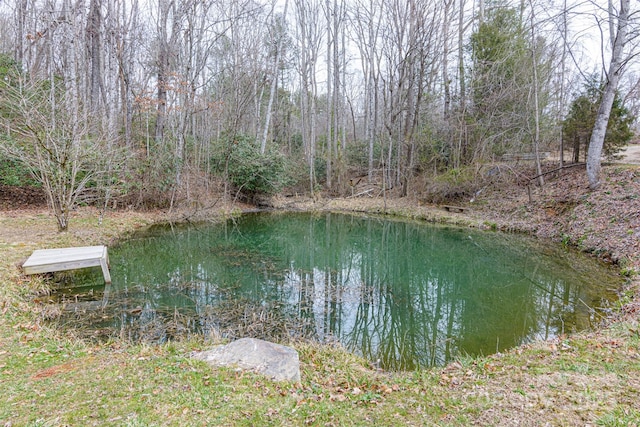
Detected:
left=468, top=3, right=551, bottom=161
left=563, top=78, right=635, bottom=162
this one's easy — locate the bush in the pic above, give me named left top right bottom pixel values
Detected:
left=211, top=135, right=294, bottom=197
left=421, top=167, right=480, bottom=204
left=0, top=158, right=39, bottom=186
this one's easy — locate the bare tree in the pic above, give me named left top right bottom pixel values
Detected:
left=1, top=69, right=113, bottom=231
left=379, top=0, right=440, bottom=196
left=294, top=0, right=324, bottom=192
left=114, top=0, right=144, bottom=149
left=323, top=0, right=347, bottom=190
left=260, top=0, right=290, bottom=154
left=442, top=0, right=455, bottom=118
left=154, top=0, right=183, bottom=146
left=586, top=0, right=631, bottom=189
left=350, top=0, right=383, bottom=182
left=529, top=0, right=544, bottom=186
left=86, top=0, right=103, bottom=115
left=209, top=0, right=270, bottom=138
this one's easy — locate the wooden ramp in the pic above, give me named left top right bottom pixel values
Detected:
left=22, top=245, right=111, bottom=284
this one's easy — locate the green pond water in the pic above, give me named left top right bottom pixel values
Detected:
left=53, top=212, right=622, bottom=370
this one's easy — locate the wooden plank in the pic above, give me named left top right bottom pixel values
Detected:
left=23, top=249, right=100, bottom=266
left=22, top=246, right=111, bottom=284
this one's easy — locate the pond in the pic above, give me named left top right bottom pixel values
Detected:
left=51, top=212, right=622, bottom=370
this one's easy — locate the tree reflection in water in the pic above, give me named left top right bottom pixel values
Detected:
left=50, top=212, right=621, bottom=370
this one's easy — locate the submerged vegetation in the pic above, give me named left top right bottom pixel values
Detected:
left=44, top=213, right=622, bottom=371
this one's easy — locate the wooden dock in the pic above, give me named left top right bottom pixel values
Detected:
left=22, top=246, right=111, bottom=284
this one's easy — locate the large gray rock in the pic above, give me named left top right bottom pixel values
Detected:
left=192, top=338, right=300, bottom=382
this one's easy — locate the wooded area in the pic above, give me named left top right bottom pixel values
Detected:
left=0, top=0, right=637, bottom=230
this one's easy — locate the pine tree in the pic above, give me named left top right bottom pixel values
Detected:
left=563, top=78, right=635, bottom=162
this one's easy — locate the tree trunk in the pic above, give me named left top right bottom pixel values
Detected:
left=86, top=0, right=102, bottom=114
left=586, top=0, right=629, bottom=189
left=260, top=0, right=289, bottom=154
left=325, top=0, right=332, bottom=190
left=559, top=0, right=567, bottom=168
left=529, top=0, right=543, bottom=186
left=458, top=0, right=466, bottom=106
left=442, top=0, right=453, bottom=119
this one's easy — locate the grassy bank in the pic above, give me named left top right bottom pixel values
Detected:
left=1, top=192, right=640, bottom=425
